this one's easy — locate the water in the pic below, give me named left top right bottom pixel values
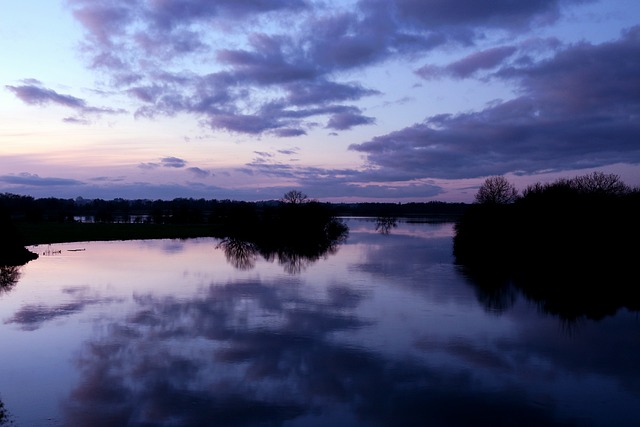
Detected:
left=0, top=218, right=638, bottom=426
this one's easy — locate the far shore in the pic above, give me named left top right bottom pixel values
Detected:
left=16, top=222, right=224, bottom=246
left=17, top=215, right=462, bottom=247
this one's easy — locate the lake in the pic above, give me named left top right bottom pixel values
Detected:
left=0, top=218, right=638, bottom=426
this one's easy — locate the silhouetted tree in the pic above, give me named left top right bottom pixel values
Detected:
left=281, top=190, right=309, bottom=204
left=475, top=176, right=518, bottom=204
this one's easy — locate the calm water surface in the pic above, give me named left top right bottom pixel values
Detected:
left=0, top=219, right=638, bottom=426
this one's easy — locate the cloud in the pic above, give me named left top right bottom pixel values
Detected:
left=273, top=128, right=306, bottom=137
left=6, top=84, right=86, bottom=108
left=0, top=172, right=84, bottom=186
left=139, top=157, right=189, bottom=169
left=5, top=83, right=126, bottom=121
left=186, top=167, right=211, bottom=178
left=71, top=0, right=309, bottom=46
left=326, top=111, right=376, bottom=130
left=394, top=0, right=586, bottom=33
left=3, top=0, right=602, bottom=170
left=62, top=117, right=93, bottom=125
left=417, top=45, right=518, bottom=79
left=284, top=80, right=380, bottom=106
left=253, top=151, right=274, bottom=158
left=206, top=112, right=280, bottom=135
left=160, top=156, right=187, bottom=168
left=240, top=161, right=444, bottom=199
left=350, top=27, right=640, bottom=179
left=89, top=176, right=126, bottom=182
left=216, top=33, right=317, bottom=85
left=277, top=148, right=299, bottom=155
left=138, top=162, right=160, bottom=170
left=416, top=37, right=563, bottom=81
left=67, top=0, right=577, bottom=136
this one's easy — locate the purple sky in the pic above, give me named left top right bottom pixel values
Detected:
left=1, top=0, right=639, bottom=202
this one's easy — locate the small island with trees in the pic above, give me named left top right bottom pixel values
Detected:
left=453, top=172, right=640, bottom=319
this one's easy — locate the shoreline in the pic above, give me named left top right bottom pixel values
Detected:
left=15, top=222, right=224, bottom=246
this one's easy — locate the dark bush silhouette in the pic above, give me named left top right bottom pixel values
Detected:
left=454, top=173, right=640, bottom=320
left=0, top=205, right=38, bottom=267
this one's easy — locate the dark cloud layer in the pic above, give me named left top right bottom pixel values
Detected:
left=351, top=27, right=640, bottom=179
left=394, top=0, right=587, bottom=32
left=63, top=0, right=588, bottom=137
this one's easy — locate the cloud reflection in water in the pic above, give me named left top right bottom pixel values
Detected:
left=2, top=221, right=638, bottom=426
left=62, top=275, right=586, bottom=427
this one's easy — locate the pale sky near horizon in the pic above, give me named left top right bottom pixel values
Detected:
left=1, top=0, right=639, bottom=202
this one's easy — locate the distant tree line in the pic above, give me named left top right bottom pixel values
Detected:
left=331, top=201, right=468, bottom=218
left=0, top=194, right=271, bottom=225
left=0, top=193, right=468, bottom=225
left=454, top=172, right=640, bottom=320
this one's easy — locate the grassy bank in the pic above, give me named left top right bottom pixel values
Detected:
left=16, top=222, right=223, bottom=246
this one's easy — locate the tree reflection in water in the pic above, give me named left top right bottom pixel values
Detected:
left=260, top=241, right=342, bottom=275
left=0, top=398, right=12, bottom=426
left=217, top=238, right=259, bottom=271
left=218, top=223, right=348, bottom=274
left=460, top=263, right=640, bottom=321
left=462, top=269, right=518, bottom=315
left=375, top=216, right=398, bottom=235
left=0, top=266, right=21, bottom=295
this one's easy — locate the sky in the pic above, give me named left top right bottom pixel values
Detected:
left=1, top=0, right=639, bottom=202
